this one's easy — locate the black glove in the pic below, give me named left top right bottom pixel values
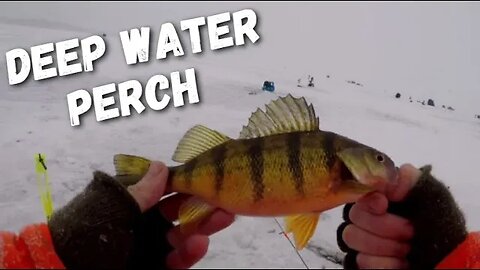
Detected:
left=128, top=200, right=175, bottom=269
left=337, top=165, right=468, bottom=269
left=48, top=171, right=174, bottom=270
left=337, top=203, right=358, bottom=270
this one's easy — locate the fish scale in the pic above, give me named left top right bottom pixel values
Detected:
left=112, top=94, right=398, bottom=251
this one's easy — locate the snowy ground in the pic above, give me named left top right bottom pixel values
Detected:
left=1, top=3, right=479, bottom=268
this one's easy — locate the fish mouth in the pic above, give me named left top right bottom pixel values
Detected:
left=337, top=159, right=375, bottom=194
left=339, top=158, right=393, bottom=193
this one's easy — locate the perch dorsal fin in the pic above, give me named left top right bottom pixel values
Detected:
left=239, top=94, right=320, bottom=139
left=172, top=125, right=232, bottom=163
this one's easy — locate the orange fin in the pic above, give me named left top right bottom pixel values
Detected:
left=178, top=197, right=215, bottom=235
left=284, top=213, right=320, bottom=250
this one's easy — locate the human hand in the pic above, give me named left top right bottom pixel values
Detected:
left=127, top=161, right=235, bottom=269
left=337, top=164, right=422, bottom=269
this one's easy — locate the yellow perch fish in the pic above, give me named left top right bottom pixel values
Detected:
left=113, top=94, right=398, bottom=250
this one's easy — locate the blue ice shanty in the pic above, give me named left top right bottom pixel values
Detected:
left=262, top=81, right=275, bottom=92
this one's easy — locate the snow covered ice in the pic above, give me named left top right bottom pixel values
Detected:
left=1, top=2, right=479, bottom=268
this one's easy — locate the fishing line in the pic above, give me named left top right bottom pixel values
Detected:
left=273, top=217, right=310, bottom=269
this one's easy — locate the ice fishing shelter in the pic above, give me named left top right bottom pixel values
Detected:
left=262, top=81, right=275, bottom=92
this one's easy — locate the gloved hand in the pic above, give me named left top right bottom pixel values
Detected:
left=47, top=161, right=235, bottom=269
left=336, top=164, right=468, bottom=269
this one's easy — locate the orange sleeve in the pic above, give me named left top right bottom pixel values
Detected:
left=0, top=223, right=65, bottom=269
left=436, top=231, right=480, bottom=269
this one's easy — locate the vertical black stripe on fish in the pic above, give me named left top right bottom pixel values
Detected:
left=183, top=158, right=198, bottom=189
left=287, top=132, right=305, bottom=196
left=323, top=132, right=336, bottom=171
left=211, top=143, right=227, bottom=195
left=167, top=166, right=177, bottom=182
left=248, top=137, right=265, bottom=202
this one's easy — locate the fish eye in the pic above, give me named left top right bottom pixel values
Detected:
left=376, top=154, right=385, bottom=163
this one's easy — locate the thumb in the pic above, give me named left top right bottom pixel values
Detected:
left=127, top=161, right=169, bottom=212
left=387, top=163, right=421, bottom=202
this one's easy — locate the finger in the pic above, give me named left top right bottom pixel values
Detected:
left=127, top=161, right=169, bottom=212
left=166, top=235, right=209, bottom=269
left=349, top=203, right=414, bottom=241
left=197, top=208, right=235, bottom=235
left=167, top=209, right=235, bottom=248
left=357, top=253, right=409, bottom=269
left=158, top=193, right=192, bottom=221
left=342, top=224, right=410, bottom=257
left=354, top=192, right=389, bottom=215
left=387, top=164, right=422, bottom=202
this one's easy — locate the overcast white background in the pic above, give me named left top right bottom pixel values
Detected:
left=0, top=2, right=479, bottom=268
